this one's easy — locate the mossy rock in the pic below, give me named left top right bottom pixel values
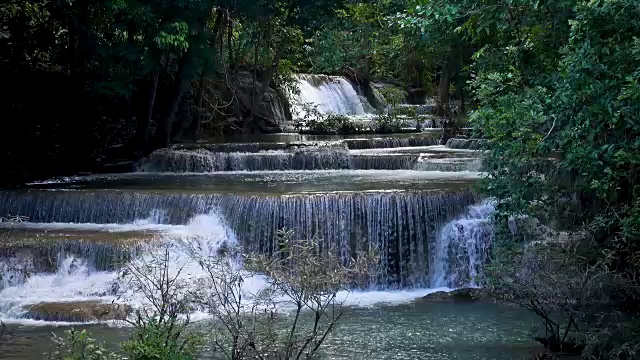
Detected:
left=419, top=288, right=482, bottom=302
left=23, top=301, right=131, bottom=322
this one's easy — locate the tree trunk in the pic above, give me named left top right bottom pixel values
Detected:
left=248, top=34, right=260, bottom=133
left=456, top=72, right=466, bottom=114
left=247, top=49, right=281, bottom=133
left=190, top=78, right=206, bottom=141
left=135, top=71, right=159, bottom=151
left=153, top=57, right=190, bottom=148
left=436, top=59, right=454, bottom=117
left=153, top=8, right=222, bottom=148
left=227, top=12, right=234, bottom=69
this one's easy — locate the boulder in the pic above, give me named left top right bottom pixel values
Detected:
left=419, top=288, right=481, bottom=302
left=23, top=301, right=130, bottom=322
left=202, top=72, right=291, bottom=134
left=365, top=82, right=396, bottom=111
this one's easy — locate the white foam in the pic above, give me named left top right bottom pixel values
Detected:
left=0, top=257, right=119, bottom=321
left=0, top=206, right=476, bottom=326
left=291, top=74, right=371, bottom=118
left=0, top=222, right=181, bottom=233
left=431, top=200, right=495, bottom=288
left=338, top=287, right=454, bottom=308
left=0, top=211, right=236, bottom=324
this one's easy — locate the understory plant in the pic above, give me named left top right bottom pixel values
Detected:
left=50, top=230, right=376, bottom=360
left=459, top=0, right=640, bottom=356
left=188, top=229, right=377, bottom=360
left=49, top=329, right=121, bottom=360
left=486, top=227, right=640, bottom=359
left=305, top=114, right=362, bottom=135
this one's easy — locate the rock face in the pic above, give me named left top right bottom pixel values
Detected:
left=420, top=288, right=481, bottom=302
left=23, top=301, right=131, bottom=322
left=201, top=72, right=291, bottom=134
left=365, top=82, right=397, bottom=110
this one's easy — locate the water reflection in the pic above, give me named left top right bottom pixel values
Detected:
left=0, top=302, right=539, bottom=360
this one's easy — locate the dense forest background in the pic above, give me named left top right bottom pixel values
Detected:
left=1, top=1, right=639, bottom=356
left=0, top=0, right=434, bottom=183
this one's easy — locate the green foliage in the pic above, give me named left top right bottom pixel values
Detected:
left=49, top=329, right=121, bottom=360
left=121, top=318, right=202, bottom=360
left=373, top=114, right=412, bottom=133
left=308, top=0, right=432, bottom=88
left=471, top=85, right=556, bottom=219
left=306, top=114, right=362, bottom=135
left=154, top=22, right=190, bottom=52
left=378, top=86, right=407, bottom=110
left=402, top=0, right=640, bottom=356
left=469, top=0, right=640, bottom=238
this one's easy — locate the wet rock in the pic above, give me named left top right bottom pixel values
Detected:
left=445, top=138, right=488, bottom=150
left=205, top=71, right=291, bottom=130
left=100, top=161, right=136, bottom=174
left=420, top=288, right=481, bottom=302
left=23, top=301, right=131, bottom=322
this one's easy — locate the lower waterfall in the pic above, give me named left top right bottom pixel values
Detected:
left=0, top=187, right=495, bottom=323
left=0, top=128, right=492, bottom=325
left=431, top=200, right=495, bottom=288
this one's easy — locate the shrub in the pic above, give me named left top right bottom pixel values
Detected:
left=187, top=229, right=377, bottom=360
left=49, top=329, right=121, bottom=360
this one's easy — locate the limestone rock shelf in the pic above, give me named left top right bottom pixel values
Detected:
left=23, top=301, right=130, bottom=322
left=21, top=170, right=480, bottom=194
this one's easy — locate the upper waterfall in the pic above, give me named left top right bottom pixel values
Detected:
left=290, top=74, right=373, bottom=118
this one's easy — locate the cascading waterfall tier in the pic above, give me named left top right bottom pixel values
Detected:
left=173, top=135, right=441, bottom=153
left=135, top=142, right=482, bottom=172
left=0, top=188, right=479, bottom=288
left=0, top=240, right=139, bottom=289
left=415, top=158, right=483, bottom=172
left=445, top=138, right=488, bottom=150
left=431, top=201, right=495, bottom=288
left=343, top=137, right=439, bottom=150
left=350, top=155, right=418, bottom=170
left=137, top=148, right=353, bottom=172
left=174, top=142, right=291, bottom=153
left=291, top=74, right=373, bottom=117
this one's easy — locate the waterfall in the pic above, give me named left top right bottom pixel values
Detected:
left=445, top=138, right=488, bottom=150
left=0, top=189, right=479, bottom=288
left=0, top=193, right=496, bottom=324
left=343, top=137, right=439, bottom=150
left=0, top=115, right=493, bottom=325
left=350, top=155, right=418, bottom=170
left=431, top=201, right=495, bottom=288
left=136, top=148, right=353, bottom=172
left=291, top=74, right=372, bottom=118
left=415, top=158, right=483, bottom=172
left=0, top=212, right=244, bottom=320
left=135, top=142, right=484, bottom=172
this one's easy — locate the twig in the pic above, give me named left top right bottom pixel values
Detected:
left=540, top=117, right=556, bottom=143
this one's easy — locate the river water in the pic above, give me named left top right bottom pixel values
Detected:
left=0, top=75, right=538, bottom=359
left=1, top=302, right=539, bottom=360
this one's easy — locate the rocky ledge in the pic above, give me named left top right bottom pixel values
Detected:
left=23, top=301, right=131, bottom=322
left=419, top=288, right=486, bottom=302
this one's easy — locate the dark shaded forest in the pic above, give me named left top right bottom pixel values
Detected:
left=1, top=0, right=639, bottom=357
